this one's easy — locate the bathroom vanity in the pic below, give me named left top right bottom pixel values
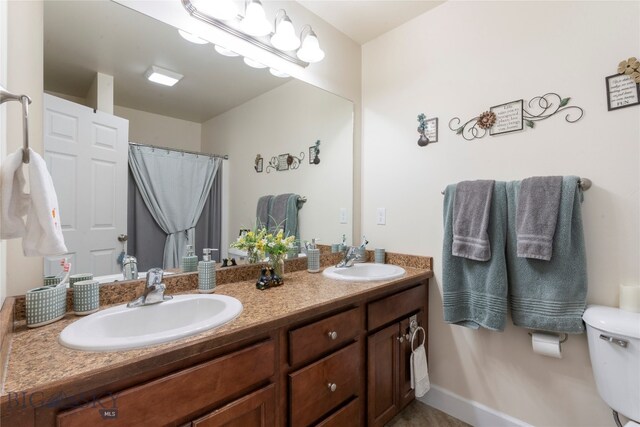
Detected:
left=0, top=262, right=431, bottom=426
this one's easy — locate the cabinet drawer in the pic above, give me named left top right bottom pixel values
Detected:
left=367, top=285, right=426, bottom=331
left=315, top=398, right=360, bottom=427
left=289, top=342, right=360, bottom=426
left=289, top=307, right=360, bottom=366
left=192, top=384, right=275, bottom=427
left=57, top=340, right=275, bottom=427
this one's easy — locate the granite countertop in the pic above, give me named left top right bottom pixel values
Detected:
left=1, top=265, right=432, bottom=399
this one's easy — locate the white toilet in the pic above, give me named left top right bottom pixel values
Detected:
left=583, top=306, right=640, bottom=427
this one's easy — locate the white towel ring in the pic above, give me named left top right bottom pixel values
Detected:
left=411, top=326, right=426, bottom=353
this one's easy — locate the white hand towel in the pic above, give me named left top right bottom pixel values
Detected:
left=22, top=149, right=67, bottom=256
left=410, top=343, right=430, bottom=398
left=0, top=149, right=29, bottom=239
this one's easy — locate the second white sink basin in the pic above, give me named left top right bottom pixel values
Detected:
left=323, top=263, right=406, bottom=282
left=59, top=294, right=243, bottom=351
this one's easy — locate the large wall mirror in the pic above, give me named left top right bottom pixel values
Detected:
left=42, top=0, right=354, bottom=281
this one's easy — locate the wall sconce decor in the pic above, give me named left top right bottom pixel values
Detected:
left=254, top=154, right=263, bottom=172
left=266, top=152, right=305, bottom=173
left=181, top=0, right=325, bottom=71
left=309, top=140, right=320, bottom=164
left=417, top=114, right=438, bottom=146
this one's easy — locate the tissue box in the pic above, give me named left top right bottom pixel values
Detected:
left=26, top=284, right=67, bottom=328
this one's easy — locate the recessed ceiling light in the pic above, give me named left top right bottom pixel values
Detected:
left=243, top=57, right=267, bottom=69
left=178, top=29, right=208, bottom=45
left=214, top=45, right=239, bottom=57
left=144, top=66, right=183, bottom=87
left=269, top=68, right=289, bottom=78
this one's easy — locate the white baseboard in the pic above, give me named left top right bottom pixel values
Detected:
left=418, top=384, right=533, bottom=427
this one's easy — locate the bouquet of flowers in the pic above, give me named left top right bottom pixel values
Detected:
left=230, top=228, right=267, bottom=263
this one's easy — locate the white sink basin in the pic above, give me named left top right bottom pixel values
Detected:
left=322, top=263, right=406, bottom=282
left=59, top=294, right=243, bottom=351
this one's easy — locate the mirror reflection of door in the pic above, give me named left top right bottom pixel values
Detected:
left=43, top=94, right=129, bottom=276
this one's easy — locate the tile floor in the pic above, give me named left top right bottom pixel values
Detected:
left=386, top=400, right=471, bottom=427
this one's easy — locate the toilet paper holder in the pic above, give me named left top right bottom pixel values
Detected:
left=528, top=331, right=569, bottom=344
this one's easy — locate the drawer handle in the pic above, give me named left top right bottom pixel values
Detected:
left=599, top=334, right=628, bottom=348
left=328, top=331, right=338, bottom=340
left=327, top=383, right=337, bottom=392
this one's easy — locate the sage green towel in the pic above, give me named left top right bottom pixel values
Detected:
left=443, top=181, right=508, bottom=331
left=506, top=176, right=588, bottom=334
left=285, top=194, right=301, bottom=242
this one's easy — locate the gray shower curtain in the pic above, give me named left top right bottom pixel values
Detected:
left=128, top=145, right=222, bottom=269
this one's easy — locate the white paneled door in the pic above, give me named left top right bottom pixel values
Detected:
left=43, top=94, right=129, bottom=276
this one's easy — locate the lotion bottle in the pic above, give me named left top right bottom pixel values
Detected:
left=198, top=248, right=217, bottom=293
left=182, top=244, right=198, bottom=272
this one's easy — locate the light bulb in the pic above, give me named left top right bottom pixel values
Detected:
left=297, top=31, right=325, bottom=63
left=243, top=57, right=267, bottom=69
left=241, top=0, right=272, bottom=37
left=178, top=29, right=208, bottom=45
left=269, top=68, right=290, bottom=78
left=271, top=16, right=300, bottom=51
left=191, top=0, right=238, bottom=20
left=214, top=45, right=239, bottom=57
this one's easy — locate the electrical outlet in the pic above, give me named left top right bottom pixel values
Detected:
left=376, top=208, right=386, bottom=225
left=339, top=208, right=348, bottom=224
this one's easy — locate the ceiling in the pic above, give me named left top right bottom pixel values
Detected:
left=43, top=1, right=444, bottom=123
left=296, top=0, right=444, bottom=45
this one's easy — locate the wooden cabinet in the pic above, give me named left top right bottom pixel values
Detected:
left=57, top=340, right=275, bottom=427
left=366, top=285, right=428, bottom=427
left=191, top=384, right=276, bottom=427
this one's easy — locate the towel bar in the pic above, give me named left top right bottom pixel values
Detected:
left=440, top=177, right=592, bottom=195
left=0, top=86, right=32, bottom=164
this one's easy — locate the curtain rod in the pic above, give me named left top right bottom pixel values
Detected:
left=129, top=142, right=229, bottom=160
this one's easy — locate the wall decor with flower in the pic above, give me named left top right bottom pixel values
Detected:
left=605, top=56, right=640, bottom=111
left=448, top=93, right=584, bottom=141
left=417, top=114, right=438, bottom=146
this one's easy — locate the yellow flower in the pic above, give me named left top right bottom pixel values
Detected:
left=618, top=57, right=640, bottom=75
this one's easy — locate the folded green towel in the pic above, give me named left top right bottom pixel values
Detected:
left=443, top=181, right=509, bottom=331
left=506, top=176, right=588, bottom=334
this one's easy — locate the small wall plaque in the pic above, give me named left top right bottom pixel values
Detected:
left=606, top=74, right=640, bottom=111
left=490, top=99, right=523, bottom=136
left=424, top=118, right=439, bottom=143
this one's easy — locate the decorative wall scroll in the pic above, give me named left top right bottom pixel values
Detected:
left=309, top=140, right=321, bottom=164
left=449, top=93, right=584, bottom=141
left=266, top=151, right=305, bottom=173
left=606, top=74, right=640, bottom=111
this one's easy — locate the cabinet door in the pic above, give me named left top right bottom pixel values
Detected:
left=192, top=384, right=275, bottom=427
left=367, top=323, right=400, bottom=427
left=399, top=317, right=415, bottom=409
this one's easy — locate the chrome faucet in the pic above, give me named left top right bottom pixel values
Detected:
left=127, top=268, right=173, bottom=308
left=336, top=238, right=369, bottom=268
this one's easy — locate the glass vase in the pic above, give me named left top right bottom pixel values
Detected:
left=270, top=254, right=285, bottom=286
left=247, top=247, right=261, bottom=264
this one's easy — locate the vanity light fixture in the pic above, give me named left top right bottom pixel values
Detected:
left=269, top=68, right=290, bottom=78
left=270, top=10, right=300, bottom=51
left=297, top=26, right=325, bottom=63
left=178, top=29, right=208, bottom=45
left=214, top=45, right=240, bottom=57
left=241, top=0, right=272, bottom=37
left=190, top=0, right=238, bottom=21
left=243, top=57, right=267, bottom=69
left=144, top=65, right=183, bottom=87
left=182, top=0, right=324, bottom=68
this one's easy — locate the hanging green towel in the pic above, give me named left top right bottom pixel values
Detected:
left=506, top=176, right=588, bottom=334
left=442, top=181, right=509, bottom=331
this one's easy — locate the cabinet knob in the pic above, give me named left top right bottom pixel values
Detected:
left=327, top=383, right=337, bottom=392
left=397, top=336, right=404, bottom=343
left=328, top=331, right=338, bottom=340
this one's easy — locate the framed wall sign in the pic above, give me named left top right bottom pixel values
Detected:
left=490, top=99, right=523, bottom=136
left=606, top=74, right=640, bottom=111
left=424, top=118, right=439, bottom=143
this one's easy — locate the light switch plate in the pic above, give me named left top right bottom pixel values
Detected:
left=376, top=208, right=386, bottom=225
left=339, top=208, right=348, bottom=224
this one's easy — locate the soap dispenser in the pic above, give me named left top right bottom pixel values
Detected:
left=182, top=244, right=198, bottom=273
left=198, top=248, right=217, bottom=293
left=307, top=239, right=320, bottom=273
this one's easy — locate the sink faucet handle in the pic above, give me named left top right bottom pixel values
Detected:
left=146, top=268, right=164, bottom=287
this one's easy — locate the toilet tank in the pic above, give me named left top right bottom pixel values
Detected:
left=583, top=305, right=640, bottom=422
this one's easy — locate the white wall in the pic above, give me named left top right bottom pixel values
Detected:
left=0, top=0, right=8, bottom=307
left=202, top=79, right=353, bottom=247
left=361, top=1, right=639, bottom=426
left=114, top=105, right=202, bottom=152
left=5, top=0, right=44, bottom=298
